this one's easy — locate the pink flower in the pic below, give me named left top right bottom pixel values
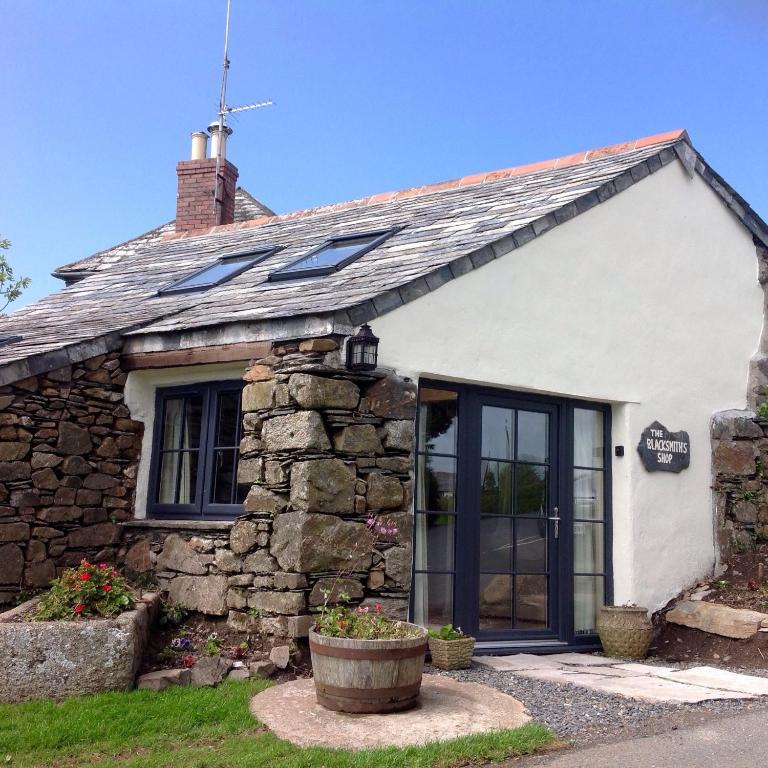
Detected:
left=99, top=563, right=108, bottom=569
left=366, top=517, right=376, bottom=528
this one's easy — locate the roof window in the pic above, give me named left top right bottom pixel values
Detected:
left=158, top=249, right=276, bottom=295
left=269, top=229, right=395, bottom=281
left=0, top=334, right=21, bottom=348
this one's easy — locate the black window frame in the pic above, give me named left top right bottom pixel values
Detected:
left=147, top=381, right=245, bottom=520
left=268, top=228, right=397, bottom=282
left=157, top=248, right=279, bottom=296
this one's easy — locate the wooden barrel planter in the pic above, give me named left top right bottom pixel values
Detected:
left=309, top=625, right=428, bottom=714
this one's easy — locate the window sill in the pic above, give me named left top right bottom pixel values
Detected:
left=122, top=519, right=235, bottom=532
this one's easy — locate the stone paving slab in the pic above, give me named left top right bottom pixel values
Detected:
left=613, top=662, right=675, bottom=675
left=543, top=653, right=617, bottom=666
left=249, top=674, right=531, bottom=749
left=472, top=653, right=564, bottom=671
left=659, top=666, right=768, bottom=696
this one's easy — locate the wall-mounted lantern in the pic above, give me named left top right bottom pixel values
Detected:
left=345, top=324, right=380, bottom=371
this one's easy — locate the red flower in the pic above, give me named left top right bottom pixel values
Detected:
left=73, top=604, right=84, bottom=614
left=182, top=654, right=196, bottom=668
left=99, top=563, right=108, bottom=569
left=79, top=572, right=91, bottom=581
left=374, top=603, right=383, bottom=613
left=338, top=619, right=347, bottom=629
left=103, top=584, right=112, bottom=593
left=748, top=579, right=758, bottom=591
left=81, top=561, right=91, bottom=569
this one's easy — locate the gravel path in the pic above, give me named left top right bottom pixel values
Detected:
left=427, top=661, right=768, bottom=745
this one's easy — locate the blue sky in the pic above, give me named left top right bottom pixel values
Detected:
left=3, top=0, right=767, bottom=308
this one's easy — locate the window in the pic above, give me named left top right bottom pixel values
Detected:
left=268, top=229, right=395, bottom=281
left=158, top=249, right=275, bottom=295
left=148, top=382, right=246, bottom=519
left=0, top=335, right=21, bottom=348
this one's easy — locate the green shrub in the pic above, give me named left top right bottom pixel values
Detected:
left=428, top=623, right=467, bottom=640
left=35, top=560, right=134, bottom=621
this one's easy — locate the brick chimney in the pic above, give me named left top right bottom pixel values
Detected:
left=175, top=123, right=239, bottom=233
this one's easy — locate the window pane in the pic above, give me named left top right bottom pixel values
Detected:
left=413, top=572, right=453, bottom=629
left=183, top=396, right=204, bottom=449
left=575, top=575, right=604, bottom=634
left=574, top=521, right=604, bottom=573
left=573, top=469, right=604, bottom=520
left=216, top=391, right=240, bottom=447
left=515, top=464, right=547, bottom=515
left=480, top=460, right=513, bottom=515
left=517, top=411, right=548, bottom=463
left=414, top=513, right=455, bottom=572
left=515, top=518, right=547, bottom=573
left=479, top=573, right=512, bottom=630
left=158, top=452, right=179, bottom=503
left=418, top=389, right=458, bottom=455
left=481, top=406, right=514, bottom=460
left=574, top=408, right=604, bottom=468
left=212, top=449, right=237, bottom=504
left=165, top=254, right=259, bottom=291
left=516, top=575, right=547, bottom=629
left=281, top=235, right=379, bottom=274
left=416, top=454, right=456, bottom=512
left=480, top=516, right=513, bottom=572
left=177, top=452, right=199, bottom=505
left=162, top=399, right=184, bottom=450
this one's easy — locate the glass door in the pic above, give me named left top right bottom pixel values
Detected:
left=471, top=398, right=559, bottom=641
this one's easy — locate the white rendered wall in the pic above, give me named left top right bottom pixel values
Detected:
left=124, top=362, right=248, bottom=519
left=373, top=160, right=763, bottom=612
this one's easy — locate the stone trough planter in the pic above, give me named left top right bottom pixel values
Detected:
left=0, top=593, right=159, bottom=703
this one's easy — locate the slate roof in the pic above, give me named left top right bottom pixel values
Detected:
left=0, top=129, right=765, bottom=385
left=52, top=189, right=274, bottom=280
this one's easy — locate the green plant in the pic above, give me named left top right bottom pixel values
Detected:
left=247, top=607, right=264, bottom=618
left=0, top=236, right=30, bottom=313
left=717, top=579, right=730, bottom=590
left=158, top=601, right=187, bottom=627
left=757, top=402, right=768, bottom=419
left=315, top=602, right=420, bottom=640
left=428, top=623, right=467, bottom=641
left=13, top=589, right=37, bottom=606
left=157, top=647, right=176, bottom=664
left=742, top=490, right=758, bottom=502
left=202, top=633, right=222, bottom=656
left=35, top=561, right=134, bottom=621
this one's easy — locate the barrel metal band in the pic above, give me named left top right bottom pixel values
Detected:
left=315, top=680, right=422, bottom=701
left=309, top=640, right=427, bottom=661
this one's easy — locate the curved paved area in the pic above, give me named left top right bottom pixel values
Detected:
left=250, top=674, right=530, bottom=748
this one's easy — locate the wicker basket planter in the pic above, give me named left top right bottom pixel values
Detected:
left=428, top=634, right=475, bottom=670
left=596, top=605, right=652, bottom=659
left=309, top=624, right=428, bottom=714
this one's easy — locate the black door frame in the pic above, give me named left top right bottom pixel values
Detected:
left=412, top=379, right=613, bottom=654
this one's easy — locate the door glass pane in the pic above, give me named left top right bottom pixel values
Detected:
left=479, top=574, right=512, bottom=630
left=480, top=460, right=513, bottom=515
left=516, top=575, right=547, bottom=629
left=574, top=408, right=604, bottom=468
left=177, top=452, right=199, bottom=505
left=413, top=572, right=453, bottom=629
left=515, top=464, right=547, bottom=515
left=517, top=411, right=548, bottom=463
left=216, top=391, right=240, bottom=447
left=162, top=399, right=184, bottom=449
left=414, top=514, right=455, bottom=571
left=416, top=454, right=456, bottom=512
left=212, top=449, right=237, bottom=504
left=575, top=575, right=604, bottom=634
left=574, top=469, right=605, bottom=520
left=481, top=407, right=514, bottom=460
left=418, top=389, right=458, bottom=455
left=183, top=396, right=204, bottom=449
left=515, top=518, right=547, bottom=573
left=158, top=452, right=179, bottom=503
left=479, top=516, right=513, bottom=572
left=574, top=521, right=604, bottom=573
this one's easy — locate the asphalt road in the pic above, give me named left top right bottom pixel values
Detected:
left=519, top=709, right=768, bottom=768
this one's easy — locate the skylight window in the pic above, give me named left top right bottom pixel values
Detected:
left=0, top=334, right=21, bottom=348
left=269, top=229, right=395, bottom=282
left=158, top=249, right=276, bottom=295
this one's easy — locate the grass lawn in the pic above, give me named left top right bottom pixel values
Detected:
left=0, top=680, right=553, bottom=768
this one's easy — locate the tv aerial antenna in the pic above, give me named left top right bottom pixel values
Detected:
left=213, top=0, right=273, bottom=218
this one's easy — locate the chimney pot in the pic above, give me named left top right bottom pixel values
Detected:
left=208, top=121, right=234, bottom=161
left=190, top=131, right=208, bottom=161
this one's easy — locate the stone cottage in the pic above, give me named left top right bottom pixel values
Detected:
left=0, top=126, right=766, bottom=653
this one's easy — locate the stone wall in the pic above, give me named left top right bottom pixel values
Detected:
left=0, top=352, right=143, bottom=605
left=711, top=409, right=768, bottom=554
left=123, top=337, right=418, bottom=637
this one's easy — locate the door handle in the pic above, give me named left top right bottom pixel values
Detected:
left=547, top=506, right=560, bottom=539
